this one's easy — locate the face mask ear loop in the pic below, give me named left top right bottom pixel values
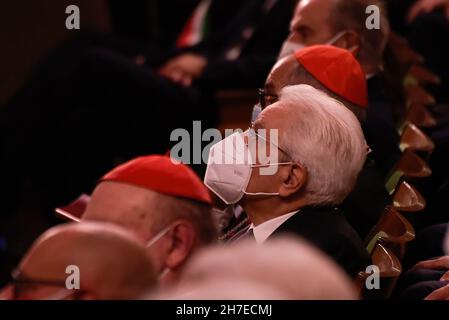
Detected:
left=243, top=191, right=280, bottom=197
left=146, top=227, right=173, bottom=280
left=326, top=30, right=348, bottom=46
left=243, top=162, right=294, bottom=197
left=251, top=162, right=293, bottom=168
left=158, top=268, right=171, bottom=281
left=146, top=226, right=172, bottom=248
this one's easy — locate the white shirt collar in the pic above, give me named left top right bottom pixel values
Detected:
left=249, top=211, right=298, bottom=244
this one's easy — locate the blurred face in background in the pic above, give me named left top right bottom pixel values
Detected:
left=279, top=0, right=360, bottom=58
left=288, top=0, right=336, bottom=46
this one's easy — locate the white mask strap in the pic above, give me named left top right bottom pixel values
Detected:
left=146, top=226, right=171, bottom=248
left=158, top=268, right=170, bottom=281
left=251, top=162, right=293, bottom=168
left=146, top=227, right=173, bottom=281
left=243, top=191, right=280, bottom=197
left=326, top=30, right=348, bottom=46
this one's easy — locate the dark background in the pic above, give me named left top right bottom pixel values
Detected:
left=0, top=0, right=200, bottom=107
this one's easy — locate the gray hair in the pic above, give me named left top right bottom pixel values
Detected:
left=279, top=84, right=367, bottom=206
left=164, top=237, right=357, bottom=300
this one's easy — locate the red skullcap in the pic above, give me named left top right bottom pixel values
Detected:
left=101, top=155, right=212, bottom=204
left=294, top=45, right=368, bottom=108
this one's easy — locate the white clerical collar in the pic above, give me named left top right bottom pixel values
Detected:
left=249, top=210, right=298, bottom=244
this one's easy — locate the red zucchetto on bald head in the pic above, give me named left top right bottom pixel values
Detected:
left=294, top=45, right=368, bottom=108
left=101, top=155, right=212, bottom=205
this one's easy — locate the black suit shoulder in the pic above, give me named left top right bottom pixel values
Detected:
left=364, top=75, right=402, bottom=175
left=270, top=207, right=371, bottom=277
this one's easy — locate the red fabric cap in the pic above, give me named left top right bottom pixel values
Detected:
left=101, top=155, right=212, bottom=204
left=294, top=45, right=368, bottom=108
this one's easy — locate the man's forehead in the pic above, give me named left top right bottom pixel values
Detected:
left=87, top=181, right=157, bottom=217
left=270, top=55, right=293, bottom=75
left=94, top=181, right=154, bottom=197
left=292, top=0, right=334, bottom=26
left=296, top=0, right=335, bottom=12
left=266, top=56, right=299, bottom=94
left=255, top=103, right=287, bottom=129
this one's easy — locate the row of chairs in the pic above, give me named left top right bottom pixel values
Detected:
left=356, top=34, right=441, bottom=299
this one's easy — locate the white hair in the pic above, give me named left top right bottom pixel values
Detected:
left=150, top=237, right=357, bottom=300
left=279, top=84, right=367, bottom=206
left=151, top=279, right=288, bottom=300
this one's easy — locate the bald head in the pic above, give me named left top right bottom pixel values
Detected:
left=172, top=237, right=357, bottom=300
left=15, top=222, right=155, bottom=300
left=84, top=181, right=216, bottom=244
left=84, top=182, right=159, bottom=241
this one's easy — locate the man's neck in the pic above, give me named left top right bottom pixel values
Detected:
left=241, top=198, right=308, bottom=226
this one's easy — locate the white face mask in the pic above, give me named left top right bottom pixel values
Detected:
left=278, top=41, right=307, bottom=59
left=204, top=131, right=293, bottom=205
left=278, top=30, right=353, bottom=59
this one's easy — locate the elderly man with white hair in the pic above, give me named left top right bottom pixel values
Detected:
left=204, top=84, right=370, bottom=277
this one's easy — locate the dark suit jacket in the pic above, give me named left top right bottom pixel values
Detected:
left=363, top=75, right=402, bottom=177
left=341, top=156, right=391, bottom=240
left=268, top=206, right=371, bottom=278
left=185, top=0, right=297, bottom=89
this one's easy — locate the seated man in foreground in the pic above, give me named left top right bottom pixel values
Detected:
left=205, top=84, right=370, bottom=277
left=221, top=45, right=390, bottom=241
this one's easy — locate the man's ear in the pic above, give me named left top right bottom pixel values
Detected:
left=278, top=164, right=307, bottom=197
left=164, top=221, right=196, bottom=270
